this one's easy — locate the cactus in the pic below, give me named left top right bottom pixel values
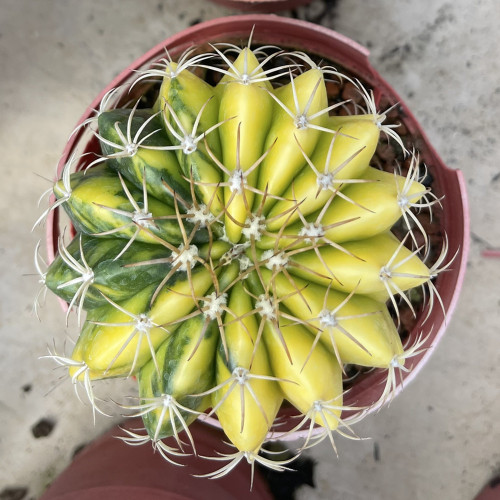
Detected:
left=35, top=38, right=450, bottom=479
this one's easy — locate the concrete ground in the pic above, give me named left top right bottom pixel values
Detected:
left=1, top=0, right=499, bottom=498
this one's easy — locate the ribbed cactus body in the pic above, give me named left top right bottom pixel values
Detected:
left=39, top=41, right=446, bottom=476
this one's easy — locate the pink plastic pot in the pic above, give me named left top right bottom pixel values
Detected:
left=39, top=419, right=274, bottom=499
left=46, top=15, right=469, bottom=438
left=207, top=0, right=313, bottom=12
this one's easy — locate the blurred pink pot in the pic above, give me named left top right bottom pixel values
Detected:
left=39, top=419, right=274, bottom=499
left=207, top=0, right=313, bottom=12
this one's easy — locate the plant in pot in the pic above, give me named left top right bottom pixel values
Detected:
left=35, top=15, right=468, bottom=484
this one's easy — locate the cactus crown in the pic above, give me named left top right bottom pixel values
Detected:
left=36, top=36, right=450, bottom=481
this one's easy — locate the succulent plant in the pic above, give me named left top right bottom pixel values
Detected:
left=35, top=36, right=450, bottom=479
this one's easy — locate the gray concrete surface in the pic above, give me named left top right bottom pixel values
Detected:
left=1, top=0, right=499, bottom=498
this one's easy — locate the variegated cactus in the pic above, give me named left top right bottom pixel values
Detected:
left=35, top=37, right=449, bottom=479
